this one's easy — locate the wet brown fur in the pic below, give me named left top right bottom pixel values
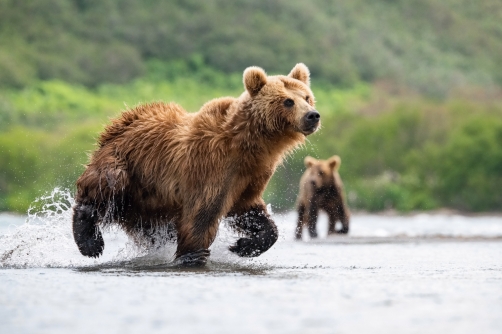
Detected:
left=74, top=63, right=320, bottom=261
left=295, top=156, right=350, bottom=239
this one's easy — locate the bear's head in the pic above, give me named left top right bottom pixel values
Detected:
left=242, top=63, right=320, bottom=137
left=303, top=155, right=341, bottom=188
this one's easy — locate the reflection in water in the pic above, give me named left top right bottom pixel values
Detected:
left=77, top=260, right=273, bottom=277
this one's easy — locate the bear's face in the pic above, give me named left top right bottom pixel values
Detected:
left=303, top=155, right=341, bottom=188
left=243, top=63, right=320, bottom=136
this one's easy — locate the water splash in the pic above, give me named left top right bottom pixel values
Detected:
left=1, top=188, right=117, bottom=268
left=0, top=188, right=246, bottom=269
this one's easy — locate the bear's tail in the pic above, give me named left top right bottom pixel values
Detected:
left=72, top=202, right=104, bottom=258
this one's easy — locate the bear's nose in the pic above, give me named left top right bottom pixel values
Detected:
left=305, top=110, right=320, bottom=125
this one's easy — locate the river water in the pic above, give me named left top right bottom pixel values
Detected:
left=1, top=190, right=501, bottom=334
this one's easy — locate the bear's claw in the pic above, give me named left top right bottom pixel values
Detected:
left=175, top=249, right=210, bottom=267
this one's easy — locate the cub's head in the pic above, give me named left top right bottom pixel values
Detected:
left=303, top=155, right=341, bottom=188
left=242, top=63, right=320, bottom=137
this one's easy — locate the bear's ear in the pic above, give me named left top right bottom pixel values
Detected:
left=288, top=63, right=310, bottom=86
left=304, top=156, right=316, bottom=168
left=243, top=66, right=267, bottom=96
left=328, top=155, right=341, bottom=170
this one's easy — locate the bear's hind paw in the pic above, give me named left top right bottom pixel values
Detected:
left=76, top=235, right=104, bottom=258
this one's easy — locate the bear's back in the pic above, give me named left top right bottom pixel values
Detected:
left=98, top=102, right=187, bottom=148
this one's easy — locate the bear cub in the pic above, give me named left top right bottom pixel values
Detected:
left=295, top=155, right=350, bottom=239
left=73, top=63, right=320, bottom=266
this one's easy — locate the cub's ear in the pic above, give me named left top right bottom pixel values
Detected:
left=304, top=156, right=317, bottom=168
left=243, top=66, right=267, bottom=96
left=288, top=63, right=310, bottom=86
left=328, top=155, right=341, bottom=170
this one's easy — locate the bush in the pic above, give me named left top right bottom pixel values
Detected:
left=1, top=61, right=501, bottom=213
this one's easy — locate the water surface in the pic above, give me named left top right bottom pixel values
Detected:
left=1, top=192, right=501, bottom=334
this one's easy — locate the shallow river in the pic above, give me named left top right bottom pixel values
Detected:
left=1, top=192, right=501, bottom=334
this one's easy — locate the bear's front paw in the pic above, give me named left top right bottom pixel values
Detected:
left=229, top=238, right=261, bottom=257
left=175, top=249, right=211, bottom=267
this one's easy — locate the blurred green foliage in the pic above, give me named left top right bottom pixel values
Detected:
left=1, top=0, right=502, bottom=213
left=1, top=59, right=501, bottom=213
left=266, top=97, right=502, bottom=212
left=0, top=59, right=245, bottom=211
left=1, top=0, right=502, bottom=96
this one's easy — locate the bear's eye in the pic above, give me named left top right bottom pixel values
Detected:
left=283, top=98, right=295, bottom=108
left=305, top=96, right=310, bottom=103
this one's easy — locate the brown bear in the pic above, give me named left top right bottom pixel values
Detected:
left=295, top=155, right=350, bottom=239
left=73, top=63, right=320, bottom=265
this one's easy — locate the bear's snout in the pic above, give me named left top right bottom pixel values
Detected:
left=301, top=110, right=320, bottom=134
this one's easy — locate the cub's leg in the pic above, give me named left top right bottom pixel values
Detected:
left=327, top=212, right=337, bottom=235
left=72, top=203, right=104, bottom=258
left=337, top=208, right=350, bottom=234
left=227, top=205, right=279, bottom=257
left=295, top=203, right=306, bottom=240
left=306, top=200, right=319, bottom=238
left=326, top=204, right=350, bottom=235
left=326, top=203, right=338, bottom=235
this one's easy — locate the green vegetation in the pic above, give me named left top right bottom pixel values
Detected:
left=1, top=1, right=501, bottom=213
left=1, top=0, right=502, bottom=97
left=268, top=98, right=502, bottom=212
left=1, top=59, right=501, bottom=213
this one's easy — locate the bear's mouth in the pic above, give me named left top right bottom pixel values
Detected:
left=300, top=124, right=320, bottom=135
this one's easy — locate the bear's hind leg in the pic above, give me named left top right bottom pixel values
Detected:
left=228, top=205, right=279, bottom=257
left=72, top=203, right=104, bottom=258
